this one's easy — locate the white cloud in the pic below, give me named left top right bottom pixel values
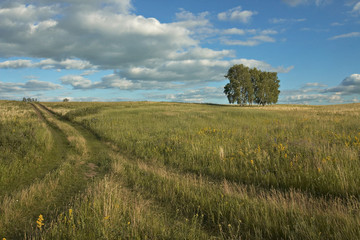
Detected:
left=269, top=18, right=307, bottom=24
left=218, top=6, right=257, bottom=23
left=0, top=79, right=61, bottom=93
left=0, top=59, right=32, bottom=68
left=329, top=32, right=360, bottom=40
left=251, top=35, right=276, bottom=42
left=147, top=86, right=225, bottom=103
left=221, top=38, right=270, bottom=47
left=281, top=94, right=342, bottom=104
left=81, top=70, right=99, bottom=76
left=280, top=75, right=360, bottom=104
left=303, top=82, right=328, bottom=88
left=0, top=59, right=96, bottom=70
left=282, top=0, right=332, bottom=6
left=324, top=74, right=360, bottom=94
left=221, top=28, right=278, bottom=47
left=59, top=58, right=293, bottom=92
left=60, top=73, right=181, bottom=91
left=351, top=2, right=360, bottom=14
left=120, top=58, right=293, bottom=83
left=175, top=8, right=210, bottom=28
left=0, top=1, right=293, bottom=97
left=0, top=2, right=196, bottom=69
left=223, top=28, right=246, bottom=35
left=60, top=75, right=94, bottom=89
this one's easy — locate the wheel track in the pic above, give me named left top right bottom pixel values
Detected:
left=0, top=103, right=114, bottom=238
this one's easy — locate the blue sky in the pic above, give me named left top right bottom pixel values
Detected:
left=0, top=0, right=359, bottom=104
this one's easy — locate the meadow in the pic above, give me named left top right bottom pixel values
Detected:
left=1, top=100, right=360, bottom=239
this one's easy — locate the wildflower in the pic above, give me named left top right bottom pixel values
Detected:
left=104, top=216, right=110, bottom=220
left=127, top=221, right=131, bottom=225
left=36, top=214, right=44, bottom=230
left=250, top=160, right=254, bottom=165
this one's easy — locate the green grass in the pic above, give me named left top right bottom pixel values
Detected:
left=1, top=100, right=360, bottom=239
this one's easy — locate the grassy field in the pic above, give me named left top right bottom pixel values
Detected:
left=1, top=100, right=360, bottom=239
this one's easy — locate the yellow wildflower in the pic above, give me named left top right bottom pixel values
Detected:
left=36, top=214, right=44, bottom=230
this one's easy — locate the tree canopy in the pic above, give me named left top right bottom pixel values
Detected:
left=224, top=64, right=280, bottom=106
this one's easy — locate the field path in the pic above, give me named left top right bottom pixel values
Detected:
left=0, top=103, right=115, bottom=238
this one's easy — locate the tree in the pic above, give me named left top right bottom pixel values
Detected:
left=224, top=64, right=253, bottom=105
left=63, top=98, right=69, bottom=102
left=224, top=64, right=280, bottom=106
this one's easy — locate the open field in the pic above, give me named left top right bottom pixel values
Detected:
left=1, top=100, right=360, bottom=239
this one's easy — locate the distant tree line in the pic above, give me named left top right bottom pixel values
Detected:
left=224, top=64, right=280, bottom=106
left=22, top=97, right=38, bottom=102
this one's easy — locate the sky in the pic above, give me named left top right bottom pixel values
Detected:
left=0, top=0, right=359, bottom=104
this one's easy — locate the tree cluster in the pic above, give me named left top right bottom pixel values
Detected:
left=224, top=64, right=280, bottom=106
left=22, top=97, right=38, bottom=102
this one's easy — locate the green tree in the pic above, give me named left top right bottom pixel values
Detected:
left=224, top=64, right=253, bottom=105
left=224, top=64, right=280, bottom=106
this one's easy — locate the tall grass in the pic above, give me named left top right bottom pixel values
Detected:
left=0, top=101, right=53, bottom=196
left=2, top=101, right=360, bottom=239
left=48, top=102, right=360, bottom=198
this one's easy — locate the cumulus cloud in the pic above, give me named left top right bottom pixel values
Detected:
left=0, top=80, right=62, bottom=93
left=0, top=2, right=196, bottom=69
left=281, top=94, right=342, bottom=104
left=218, top=6, right=257, bottom=23
left=280, top=75, right=360, bottom=104
left=147, top=86, right=225, bottom=103
left=0, top=1, right=293, bottom=96
left=324, top=74, right=360, bottom=94
left=60, top=73, right=182, bottom=91
left=174, top=9, right=210, bottom=29
left=221, top=28, right=279, bottom=47
left=0, top=58, right=96, bottom=70
left=329, top=32, right=360, bottom=40
left=223, top=28, right=246, bottom=35
left=60, top=75, right=94, bottom=89
left=120, top=58, right=293, bottom=83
